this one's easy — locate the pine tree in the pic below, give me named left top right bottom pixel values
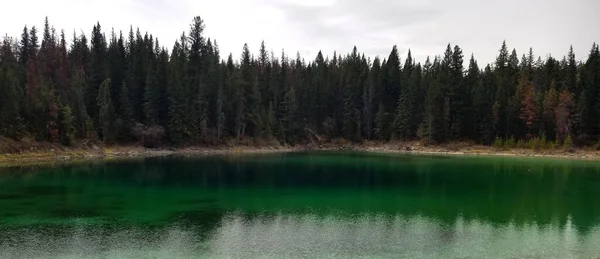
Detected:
left=2, top=16, right=600, bottom=147
left=70, top=68, right=91, bottom=138
left=108, top=30, right=127, bottom=114
left=118, top=82, right=134, bottom=140
left=382, top=46, right=402, bottom=119
left=88, top=22, right=108, bottom=132
left=473, top=62, right=496, bottom=144
left=240, top=43, right=262, bottom=139
left=494, top=41, right=510, bottom=138
left=555, top=90, right=575, bottom=142
left=216, top=79, right=226, bottom=142
left=232, top=62, right=245, bottom=142
left=576, top=43, right=600, bottom=142
left=97, top=78, right=116, bottom=142
left=0, top=38, right=25, bottom=138
left=363, top=56, right=380, bottom=139
left=282, top=85, right=300, bottom=143
left=19, top=26, right=30, bottom=73
left=424, top=80, right=445, bottom=144
left=258, top=41, right=271, bottom=107
left=393, top=50, right=415, bottom=140
left=449, top=45, right=466, bottom=139
left=58, top=104, right=75, bottom=145
left=518, top=75, right=537, bottom=138
left=564, top=46, right=577, bottom=94
left=542, top=81, right=559, bottom=140
left=167, top=37, right=188, bottom=144
left=264, top=102, right=276, bottom=140
left=374, top=103, right=389, bottom=140
left=188, top=16, right=208, bottom=142
left=56, top=30, right=69, bottom=103
left=143, top=67, right=159, bottom=125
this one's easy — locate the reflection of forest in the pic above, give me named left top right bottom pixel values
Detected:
left=147, top=153, right=600, bottom=235
left=207, top=212, right=600, bottom=258
left=1, top=153, right=599, bottom=236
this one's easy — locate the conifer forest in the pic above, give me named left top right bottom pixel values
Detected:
left=0, top=17, right=599, bottom=147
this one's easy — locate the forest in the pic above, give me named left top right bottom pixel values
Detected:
left=0, top=16, right=599, bottom=148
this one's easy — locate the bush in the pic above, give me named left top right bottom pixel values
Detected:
left=540, top=134, right=549, bottom=149
left=504, top=136, right=516, bottom=149
left=516, top=139, right=526, bottom=149
left=493, top=137, right=503, bottom=149
left=527, top=137, right=543, bottom=150
left=563, top=135, right=573, bottom=149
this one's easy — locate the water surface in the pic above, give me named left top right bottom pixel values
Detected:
left=1, top=152, right=600, bottom=258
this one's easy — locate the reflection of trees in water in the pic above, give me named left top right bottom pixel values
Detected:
left=2, top=153, right=600, bottom=241
left=208, top=212, right=600, bottom=258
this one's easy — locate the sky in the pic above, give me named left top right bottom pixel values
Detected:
left=1, top=0, right=598, bottom=66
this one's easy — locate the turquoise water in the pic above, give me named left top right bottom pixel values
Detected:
left=1, top=152, right=600, bottom=258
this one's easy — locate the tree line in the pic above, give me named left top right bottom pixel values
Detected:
left=0, top=16, right=599, bottom=147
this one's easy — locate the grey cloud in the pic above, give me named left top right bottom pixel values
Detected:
left=264, top=0, right=440, bottom=57
left=262, top=0, right=599, bottom=66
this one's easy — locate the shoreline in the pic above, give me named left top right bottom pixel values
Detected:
left=1, top=142, right=600, bottom=167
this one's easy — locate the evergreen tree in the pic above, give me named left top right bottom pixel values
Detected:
left=188, top=16, right=208, bottom=142
left=88, top=22, right=108, bottom=133
left=2, top=17, right=600, bottom=148
left=167, top=37, right=188, bottom=144
left=542, top=81, right=559, bottom=140
left=263, top=102, right=276, bottom=140
left=70, top=68, right=91, bottom=138
left=0, top=38, right=24, bottom=138
left=555, top=90, right=575, bottom=142
left=97, top=78, right=116, bottom=142
left=143, top=65, right=159, bottom=125
left=472, top=62, right=495, bottom=143
left=58, top=104, right=75, bottom=145
left=564, top=46, right=577, bottom=94
left=282, top=85, right=300, bottom=143
left=382, top=46, right=401, bottom=118
left=216, top=80, right=226, bottom=142
left=494, top=41, right=510, bottom=138
left=392, top=50, right=415, bottom=140
left=118, top=82, right=134, bottom=141
left=518, top=75, right=537, bottom=138
left=363, top=57, right=380, bottom=139
left=576, top=43, right=600, bottom=142
left=241, top=43, right=262, bottom=139
left=449, top=45, right=466, bottom=139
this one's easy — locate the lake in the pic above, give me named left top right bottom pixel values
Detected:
left=1, top=152, right=600, bottom=258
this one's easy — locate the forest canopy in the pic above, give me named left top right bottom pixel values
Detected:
left=0, top=16, right=599, bottom=147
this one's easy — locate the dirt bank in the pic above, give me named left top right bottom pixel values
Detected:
left=1, top=139, right=599, bottom=168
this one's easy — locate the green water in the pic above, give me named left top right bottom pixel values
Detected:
left=1, top=152, right=600, bottom=258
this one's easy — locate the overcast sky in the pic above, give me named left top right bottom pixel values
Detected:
left=1, top=0, right=598, bottom=65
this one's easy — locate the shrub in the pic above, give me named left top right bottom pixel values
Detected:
left=493, top=137, right=503, bottom=149
left=540, top=134, right=548, bottom=149
left=528, top=137, right=541, bottom=150
left=516, top=139, right=526, bottom=149
left=563, top=135, right=573, bottom=149
left=504, top=136, right=516, bottom=149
